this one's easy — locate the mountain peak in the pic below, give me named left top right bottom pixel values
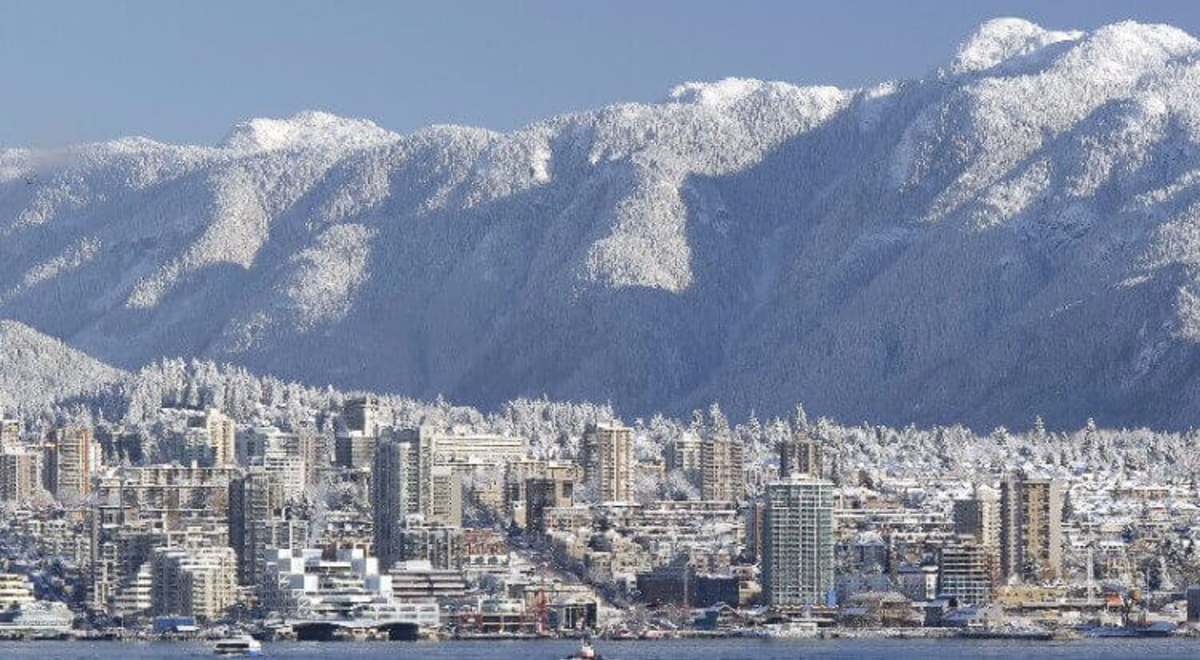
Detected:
left=218, top=110, right=399, bottom=153
left=948, top=17, right=1083, bottom=75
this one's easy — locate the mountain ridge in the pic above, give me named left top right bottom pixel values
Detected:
left=5, top=18, right=1200, bottom=430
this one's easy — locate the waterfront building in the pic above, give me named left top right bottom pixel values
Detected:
left=395, top=519, right=465, bottom=571
left=897, top=564, right=939, bottom=602
left=260, top=547, right=439, bottom=627
left=0, top=601, right=75, bottom=637
left=111, top=563, right=153, bottom=618
left=1187, top=585, right=1200, bottom=622
left=938, top=537, right=994, bottom=605
left=582, top=422, right=633, bottom=503
left=151, top=545, right=238, bottom=621
left=0, top=573, right=35, bottom=610
left=762, top=475, right=835, bottom=608
left=636, top=557, right=694, bottom=607
left=388, top=559, right=468, bottom=600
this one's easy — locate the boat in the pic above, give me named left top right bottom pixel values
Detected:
left=1085, top=622, right=1176, bottom=638
left=565, top=637, right=603, bottom=660
left=958, top=625, right=1054, bottom=641
left=213, top=635, right=263, bottom=656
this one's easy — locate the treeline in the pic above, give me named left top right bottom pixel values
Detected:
left=12, top=357, right=1200, bottom=487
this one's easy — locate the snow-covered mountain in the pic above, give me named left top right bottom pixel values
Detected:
left=0, top=321, right=124, bottom=408
left=6, top=18, right=1200, bottom=430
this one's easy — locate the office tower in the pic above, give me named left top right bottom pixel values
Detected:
left=525, top=476, right=575, bottom=534
left=505, top=460, right=578, bottom=528
left=1000, top=471, right=1065, bottom=583
left=0, top=450, right=42, bottom=502
left=43, top=427, right=98, bottom=503
left=779, top=433, right=821, bottom=478
left=581, top=422, right=634, bottom=503
left=762, top=475, right=835, bottom=607
left=938, top=537, right=995, bottom=605
left=701, top=434, right=745, bottom=502
left=150, top=545, right=238, bottom=620
left=336, top=396, right=390, bottom=471
left=953, top=486, right=1001, bottom=549
left=429, top=465, right=463, bottom=527
left=335, top=431, right=377, bottom=470
left=344, top=396, right=382, bottom=436
left=745, top=498, right=768, bottom=563
left=395, top=522, right=465, bottom=571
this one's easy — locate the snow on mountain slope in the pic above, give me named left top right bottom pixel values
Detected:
left=0, top=320, right=124, bottom=409
left=7, top=19, right=1200, bottom=430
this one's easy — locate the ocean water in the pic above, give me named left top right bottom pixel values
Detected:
left=2, top=639, right=1199, bottom=660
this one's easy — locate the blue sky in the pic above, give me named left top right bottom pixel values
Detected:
left=5, top=1, right=1200, bottom=148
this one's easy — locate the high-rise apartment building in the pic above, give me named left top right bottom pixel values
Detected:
left=185, top=409, right=236, bottom=467
left=373, top=435, right=426, bottom=567
left=762, top=475, right=835, bottom=608
left=953, top=485, right=1001, bottom=549
left=229, top=468, right=305, bottom=586
left=953, top=485, right=1001, bottom=587
left=0, top=418, right=21, bottom=452
left=1000, top=471, right=1064, bottom=583
left=90, top=465, right=237, bottom=609
left=779, top=434, right=821, bottom=479
left=665, top=433, right=702, bottom=478
left=150, top=545, right=237, bottom=621
left=0, top=449, right=42, bottom=502
left=701, top=434, right=744, bottom=502
left=344, top=396, right=382, bottom=436
left=582, top=423, right=634, bottom=503
left=938, top=537, right=995, bottom=605
left=44, top=427, right=98, bottom=503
